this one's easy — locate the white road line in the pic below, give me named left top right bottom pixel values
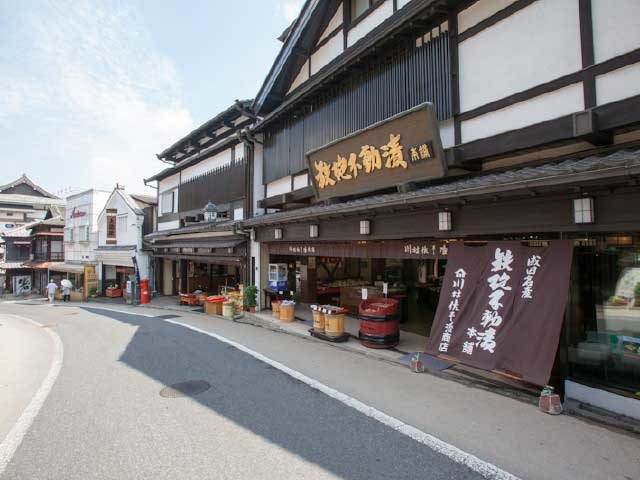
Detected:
left=160, top=318, right=520, bottom=480
left=61, top=305, right=519, bottom=479
left=0, top=315, right=64, bottom=476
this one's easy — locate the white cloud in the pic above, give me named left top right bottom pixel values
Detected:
left=280, top=0, right=304, bottom=23
left=0, top=0, right=194, bottom=194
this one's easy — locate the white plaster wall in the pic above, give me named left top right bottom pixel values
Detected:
left=396, top=0, right=413, bottom=9
left=347, top=0, right=394, bottom=47
left=157, top=220, right=179, bottom=231
left=439, top=119, right=455, bottom=149
left=64, top=190, right=109, bottom=263
left=311, top=33, right=344, bottom=75
left=458, top=0, right=582, bottom=112
left=288, top=60, right=310, bottom=94
left=181, top=147, right=233, bottom=182
left=461, top=83, right=584, bottom=143
left=266, top=176, right=292, bottom=197
left=158, top=172, right=180, bottom=192
left=458, top=0, right=517, bottom=33
left=97, top=191, right=142, bottom=248
left=592, top=0, right=640, bottom=64
left=318, top=3, right=343, bottom=42
left=252, top=134, right=265, bottom=215
left=293, top=172, right=309, bottom=190
left=596, top=62, right=640, bottom=106
left=565, top=380, right=640, bottom=420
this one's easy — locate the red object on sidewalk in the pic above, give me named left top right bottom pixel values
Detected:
left=140, top=279, right=150, bottom=304
left=358, top=298, right=400, bottom=349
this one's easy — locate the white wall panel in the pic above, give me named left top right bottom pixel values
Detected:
left=458, top=0, right=516, bottom=33
left=439, top=119, right=455, bottom=149
left=157, top=220, right=179, bottom=231
left=459, top=0, right=581, bottom=112
left=293, top=172, right=309, bottom=190
left=158, top=172, right=180, bottom=193
left=310, top=33, right=344, bottom=75
left=461, top=83, right=584, bottom=143
left=592, top=0, right=640, bottom=64
left=288, top=60, right=309, bottom=94
left=318, top=3, right=343, bottom=42
left=396, top=0, right=413, bottom=9
left=181, top=148, right=233, bottom=182
left=266, top=176, right=292, bottom=197
left=596, top=62, right=640, bottom=106
left=347, top=0, right=394, bottom=47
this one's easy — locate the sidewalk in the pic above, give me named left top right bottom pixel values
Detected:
left=96, top=302, right=640, bottom=480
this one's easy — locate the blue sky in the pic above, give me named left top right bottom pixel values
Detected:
left=0, top=0, right=303, bottom=196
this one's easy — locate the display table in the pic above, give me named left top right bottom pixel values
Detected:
left=106, top=288, right=123, bottom=298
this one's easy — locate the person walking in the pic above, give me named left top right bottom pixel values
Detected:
left=62, top=283, right=71, bottom=302
left=46, top=280, right=58, bottom=303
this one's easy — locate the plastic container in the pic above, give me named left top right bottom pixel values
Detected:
left=222, top=301, right=234, bottom=318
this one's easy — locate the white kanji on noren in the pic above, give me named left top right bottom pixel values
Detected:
left=491, top=248, right=514, bottom=272
left=480, top=309, right=503, bottom=328
left=487, top=272, right=512, bottom=291
left=466, top=326, right=478, bottom=338
left=462, top=341, right=474, bottom=355
left=488, top=289, right=505, bottom=311
left=476, top=328, right=497, bottom=353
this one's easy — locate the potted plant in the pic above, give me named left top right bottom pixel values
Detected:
left=244, top=285, right=258, bottom=313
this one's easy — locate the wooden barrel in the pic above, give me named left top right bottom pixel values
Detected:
left=271, top=300, right=281, bottom=318
left=312, top=310, right=325, bottom=332
left=279, top=303, right=295, bottom=322
left=325, top=312, right=345, bottom=337
left=358, top=298, right=400, bottom=349
left=222, top=301, right=234, bottom=318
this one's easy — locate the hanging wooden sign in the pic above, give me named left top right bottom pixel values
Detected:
left=306, top=103, right=446, bottom=200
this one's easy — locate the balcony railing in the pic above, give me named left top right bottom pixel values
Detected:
left=34, top=252, right=64, bottom=262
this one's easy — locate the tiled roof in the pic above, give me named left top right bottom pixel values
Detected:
left=243, top=148, right=640, bottom=226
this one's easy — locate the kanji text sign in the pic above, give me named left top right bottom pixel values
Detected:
left=426, top=241, right=573, bottom=386
left=307, top=104, right=446, bottom=200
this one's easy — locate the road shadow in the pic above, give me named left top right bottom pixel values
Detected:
left=81, top=307, right=481, bottom=480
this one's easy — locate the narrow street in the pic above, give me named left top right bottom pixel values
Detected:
left=1, top=301, right=638, bottom=480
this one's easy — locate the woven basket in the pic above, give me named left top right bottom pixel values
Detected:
left=279, top=303, right=295, bottom=322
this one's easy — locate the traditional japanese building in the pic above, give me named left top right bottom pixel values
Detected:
left=243, top=0, right=640, bottom=418
left=95, top=185, right=157, bottom=295
left=144, top=101, right=256, bottom=296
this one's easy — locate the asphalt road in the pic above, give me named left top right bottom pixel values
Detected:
left=0, top=302, right=487, bottom=480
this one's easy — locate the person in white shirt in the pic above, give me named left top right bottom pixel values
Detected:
left=46, top=281, right=58, bottom=303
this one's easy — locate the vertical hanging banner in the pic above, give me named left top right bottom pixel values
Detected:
left=426, top=241, right=573, bottom=386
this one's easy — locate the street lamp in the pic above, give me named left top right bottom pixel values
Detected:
left=204, top=201, right=218, bottom=222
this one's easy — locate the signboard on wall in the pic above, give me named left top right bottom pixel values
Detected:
left=307, top=103, right=446, bottom=200
left=84, top=265, right=98, bottom=298
left=425, top=241, right=573, bottom=386
left=269, top=240, right=451, bottom=259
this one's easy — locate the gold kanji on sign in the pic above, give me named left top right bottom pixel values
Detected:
left=418, top=143, right=431, bottom=159
left=347, top=153, right=362, bottom=179
left=359, top=145, right=382, bottom=173
left=314, top=160, right=335, bottom=189
left=381, top=134, right=406, bottom=169
left=332, top=155, right=351, bottom=181
left=410, top=147, right=420, bottom=162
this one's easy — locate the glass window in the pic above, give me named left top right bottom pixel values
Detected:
left=350, top=0, right=369, bottom=21
left=107, top=210, right=117, bottom=239
left=566, top=233, right=640, bottom=394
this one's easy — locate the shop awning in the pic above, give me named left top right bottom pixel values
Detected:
left=49, top=263, right=85, bottom=274
left=25, top=261, right=64, bottom=270
left=154, top=253, right=243, bottom=266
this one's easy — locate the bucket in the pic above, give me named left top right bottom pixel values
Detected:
left=279, top=302, right=295, bottom=322
left=311, top=307, right=325, bottom=332
left=325, top=308, right=347, bottom=337
left=222, top=301, right=234, bottom=318
left=271, top=300, right=281, bottom=318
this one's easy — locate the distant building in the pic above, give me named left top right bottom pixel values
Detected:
left=95, top=185, right=157, bottom=294
left=0, top=174, right=64, bottom=235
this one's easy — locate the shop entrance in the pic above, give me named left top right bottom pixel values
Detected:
left=268, top=253, right=446, bottom=337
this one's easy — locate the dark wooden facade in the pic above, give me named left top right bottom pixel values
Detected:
left=263, top=33, right=452, bottom=183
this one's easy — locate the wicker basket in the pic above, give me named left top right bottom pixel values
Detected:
left=279, top=303, right=295, bottom=322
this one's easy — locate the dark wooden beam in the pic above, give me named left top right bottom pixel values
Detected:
left=579, top=0, right=596, bottom=108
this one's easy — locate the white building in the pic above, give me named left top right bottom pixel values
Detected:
left=95, top=186, right=156, bottom=292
